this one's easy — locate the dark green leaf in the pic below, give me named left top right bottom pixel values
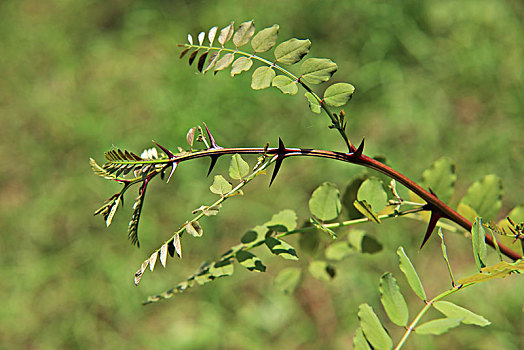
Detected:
left=230, top=57, right=253, bottom=77
left=358, top=303, right=393, bottom=350
left=229, top=154, right=250, bottom=179
left=272, top=75, right=298, bottom=95
left=235, top=251, right=266, bottom=272
left=274, top=267, right=301, bottom=294
left=304, top=92, right=321, bottom=113
left=300, top=58, right=338, bottom=84
left=308, top=260, right=335, bottom=281
left=460, top=174, right=503, bottom=220
left=233, top=20, right=255, bottom=47
left=379, top=273, right=409, bottom=327
left=434, top=301, right=490, bottom=326
left=397, top=247, right=426, bottom=300
left=472, top=217, right=487, bottom=271
left=265, top=237, right=299, bottom=260
left=415, top=318, right=462, bottom=335
left=251, top=66, right=276, bottom=90
left=309, top=182, right=341, bottom=221
left=210, top=175, right=233, bottom=195
left=422, top=157, right=456, bottom=203
left=251, top=24, right=279, bottom=52
left=274, top=38, right=311, bottom=65
left=357, top=178, right=388, bottom=213
left=323, top=82, right=355, bottom=107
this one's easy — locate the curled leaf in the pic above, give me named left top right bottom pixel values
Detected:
left=185, top=221, right=203, bottom=237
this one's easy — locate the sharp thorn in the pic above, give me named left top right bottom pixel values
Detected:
left=152, top=140, right=175, bottom=158
left=269, top=158, right=283, bottom=187
left=269, top=137, right=287, bottom=187
left=203, top=122, right=221, bottom=149
left=420, top=209, right=442, bottom=249
left=207, top=155, right=219, bottom=177
left=166, top=162, right=177, bottom=183
left=355, top=138, right=365, bottom=157
left=278, top=137, right=286, bottom=153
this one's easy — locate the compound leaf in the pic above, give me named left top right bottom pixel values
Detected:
left=274, top=38, right=311, bottom=65
left=323, top=82, right=355, bottom=107
left=300, top=58, right=338, bottom=84
left=272, top=75, right=298, bottom=95
left=251, top=24, right=279, bottom=52
left=358, top=303, right=393, bottom=350
left=251, top=66, right=275, bottom=90
left=379, top=273, right=409, bottom=327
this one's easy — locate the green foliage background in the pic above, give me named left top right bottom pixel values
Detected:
left=1, top=0, right=522, bottom=348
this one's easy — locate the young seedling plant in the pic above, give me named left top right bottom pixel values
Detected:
left=91, top=20, right=523, bottom=349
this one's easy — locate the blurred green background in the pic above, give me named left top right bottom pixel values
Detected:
left=1, top=0, right=522, bottom=349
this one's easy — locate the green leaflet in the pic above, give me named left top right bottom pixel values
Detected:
left=218, top=22, right=234, bottom=46
left=397, top=247, right=426, bottom=300
left=232, top=20, right=255, bottom=47
left=353, top=200, right=381, bottom=224
left=251, top=66, right=276, bottom=90
left=304, top=92, right=321, bottom=113
left=274, top=267, right=301, bottom=294
left=460, top=174, right=502, bottom=221
left=433, top=301, right=490, bottom=326
left=235, top=250, right=266, bottom=272
left=415, top=318, right=462, bottom=335
left=300, top=58, right=337, bottom=84
left=379, top=273, right=409, bottom=327
left=308, top=260, right=336, bottom=281
left=251, top=24, right=279, bottom=53
left=358, top=303, right=393, bottom=350
left=272, top=75, right=298, bottom=95
left=353, top=327, right=372, bottom=350
left=265, top=209, right=297, bottom=231
left=457, top=259, right=524, bottom=284
left=210, top=175, right=233, bottom=195
left=214, top=53, right=235, bottom=73
left=309, top=182, right=341, bottom=221
left=274, top=38, right=311, bottom=65
left=422, top=157, right=456, bottom=203
left=357, top=178, right=388, bottom=213
left=323, top=82, right=355, bottom=107
left=229, top=154, right=249, bottom=179
left=230, top=57, right=253, bottom=77
left=471, top=217, right=487, bottom=271
left=265, top=237, right=299, bottom=260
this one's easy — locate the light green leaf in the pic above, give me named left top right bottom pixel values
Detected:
left=308, top=260, right=336, bottom=281
left=353, top=327, right=372, bottom=350
left=309, top=182, right=341, bottom=221
left=185, top=220, right=203, bottom=237
left=274, top=38, right=311, bottom=65
left=214, top=53, right=235, bottom=73
left=358, top=303, right=393, bottom=350
left=438, top=228, right=455, bottom=285
left=434, top=301, right=490, bottom=326
left=251, top=24, right=279, bottom=52
left=472, top=217, right=487, bottom=271
left=274, top=267, right=301, bottom=294
left=265, top=209, right=297, bottom=231
left=233, top=20, right=255, bottom=47
left=209, top=259, right=234, bottom=278
left=397, top=247, right=426, bottom=300
left=415, top=318, right=462, bottom=335
left=457, top=259, right=524, bottom=284
left=235, top=250, right=266, bottom=272
left=229, top=154, right=250, bottom=179
left=304, top=92, right=321, bottom=113
left=210, top=175, right=233, bottom=195
left=323, top=82, right=355, bottom=107
left=357, top=178, right=388, bottom=213
left=272, top=75, right=298, bottom=95
left=265, top=237, right=299, bottom=260
left=457, top=203, right=479, bottom=223
left=218, top=22, right=234, bottom=46
left=460, top=174, right=503, bottom=220
left=422, top=157, right=456, bottom=203
left=379, top=273, right=409, bottom=327
left=325, top=242, right=354, bottom=261
left=230, top=57, right=253, bottom=77
left=251, top=66, right=276, bottom=90
left=300, top=58, right=338, bottom=84
left=353, top=200, right=381, bottom=224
